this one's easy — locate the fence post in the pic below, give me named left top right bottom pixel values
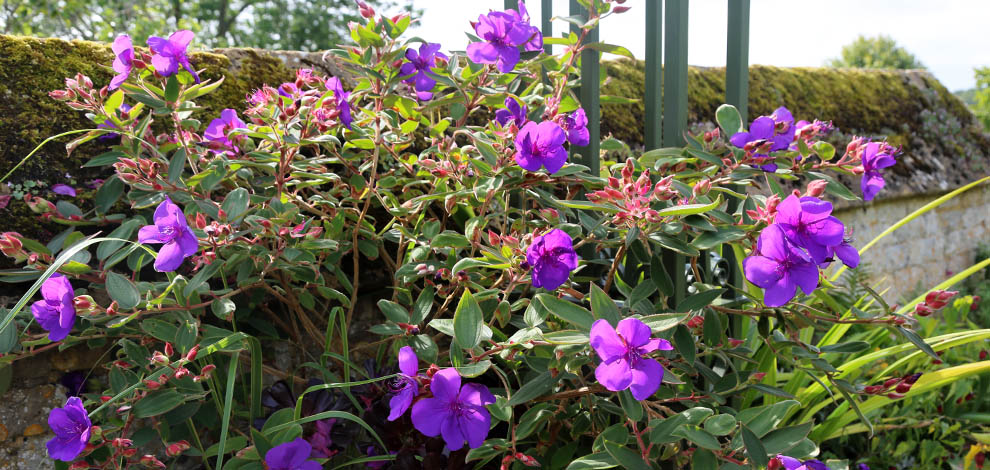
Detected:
left=662, top=0, right=689, bottom=305
left=724, top=0, right=750, bottom=295
left=644, top=0, right=663, bottom=150
left=541, top=0, right=552, bottom=55
left=569, top=0, right=601, bottom=177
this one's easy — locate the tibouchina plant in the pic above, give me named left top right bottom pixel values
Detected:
left=0, top=1, right=962, bottom=469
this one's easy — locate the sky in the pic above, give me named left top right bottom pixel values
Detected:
left=406, top=0, right=990, bottom=91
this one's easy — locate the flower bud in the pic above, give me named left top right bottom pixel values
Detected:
left=692, top=179, right=711, bottom=197
left=981, top=350, right=988, bottom=360
left=0, top=232, right=26, bottom=261
left=894, top=382, right=911, bottom=394
left=185, top=345, right=200, bottom=362
left=49, top=90, right=73, bottom=101
left=143, top=379, right=162, bottom=390
left=111, top=438, right=133, bottom=448
left=904, top=372, right=922, bottom=384
left=886, top=392, right=905, bottom=400
left=357, top=0, right=375, bottom=18
left=174, top=367, right=190, bottom=379
left=139, top=455, right=166, bottom=469
left=806, top=179, right=828, bottom=198
left=768, top=457, right=784, bottom=470
left=73, top=295, right=100, bottom=315
left=149, top=351, right=170, bottom=366
left=165, top=441, right=191, bottom=457
left=106, top=300, right=119, bottom=316
left=913, top=303, right=933, bottom=317
left=24, top=194, right=56, bottom=214
left=862, top=385, right=882, bottom=394
left=69, top=462, right=91, bottom=470
left=613, top=5, right=632, bottom=13
left=195, top=213, right=207, bottom=230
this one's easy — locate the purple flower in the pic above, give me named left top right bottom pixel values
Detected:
left=857, top=464, right=870, bottom=470
left=825, top=238, right=859, bottom=269
left=526, top=228, right=578, bottom=291
left=400, top=43, right=448, bottom=100
left=775, top=195, right=845, bottom=265
left=326, top=77, right=353, bottom=129
left=772, top=455, right=804, bottom=470
left=743, top=224, right=820, bottom=307
left=46, top=396, right=91, bottom=462
left=561, top=108, right=590, bottom=146
left=30, top=273, right=76, bottom=342
left=264, top=438, right=321, bottom=470
left=204, top=109, right=246, bottom=154
left=506, top=1, right=543, bottom=52
left=307, top=419, right=335, bottom=458
left=110, top=34, right=133, bottom=90
left=802, top=459, right=828, bottom=470
left=138, top=197, right=198, bottom=272
left=51, top=184, right=77, bottom=197
left=495, top=97, right=528, bottom=128
left=387, top=346, right=420, bottom=421
left=466, top=8, right=539, bottom=73
left=860, top=142, right=897, bottom=201
left=98, top=103, right=132, bottom=140
left=514, top=121, right=568, bottom=174
left=590, top=318, right=673, bottom=400
left=410, top=368, right=495, bottom=450
left=147, top=30, right=200, bottom=83
left=729, top=106, right=795, bottom=172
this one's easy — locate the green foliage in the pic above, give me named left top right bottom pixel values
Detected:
left=0, top=0, right=416, bottom=50
left=973, top=66, right=990, bottom=131
left=827, top=35, right=925, bottom=70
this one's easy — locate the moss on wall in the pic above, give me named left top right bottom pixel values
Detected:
left=600, top=60, right=981, bottom=149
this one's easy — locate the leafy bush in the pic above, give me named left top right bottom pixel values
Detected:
left=0, top=1, right=987, bottom=469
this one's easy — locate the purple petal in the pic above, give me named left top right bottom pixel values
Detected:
left=440, top=414, right=466, bottom=450
left=628, top=358, right=663, bottom=400
left=169, top=30, right=195, bottom=49
left=146, top=36, right=171, bottom=55
left=749, top=116, right=775, bottom=140
left=616, top=317, right=652, bottom=348
left=763, top=275, right=797, bottom=307
left=531, top=257, right=571, bottom=290
left=595, top=357, right=633, bottom=392
left=466, top=42, right=499, bottom=64
left=51, top=184, right=76, bottom=197
left=414, top=72, right=435, bottom=94
left=590, top=320, right=626, bottom=361
left=779, top=455, right=804, bottom=470
left=861, top=172, right=884, bottom=201
left=398, top=346, right=418, bottom=377
left=540, top=141, right=568, bottom=175
left=494, top=45, right=520, bottom=73
left=150, top=54, right=177, bottom=76
left=567, top=126, right=590, bottom=146
left=833, top=243, right=860, bottom=269
left=459, top=405, right=491, bottom=449
left=154, top=241, right=187, bottom=272
left=111, top=34, right=132, bottom=56
left=387, top=386, right=415, bottom=421
left=41, top=273, right=72, bottom=302
left=411, top=397, right=446, bottom=437
left=744, top=255, right=782, bottom=288
left=430, top=368, right=461, bottom=403
left=265, top=438, right=313, bottom=469
left=729, top=131, right=752, bottom=148
left=458, top=383, right=495, bottom=406
left=772, top=107, right=793, bottom=125
left=109, top=72, right=129, bottom=90
left=178, top=229, right=198, bottom=257
left=789, top=261, right=820, bottom=296
left=138, top=225, right=164, bottom=244
left=404, top=47, right=420, bottom=62
left=755, top=224, right=790, bottom=262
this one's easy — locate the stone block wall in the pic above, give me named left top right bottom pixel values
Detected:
left=834, top=185, right=990, bottom=302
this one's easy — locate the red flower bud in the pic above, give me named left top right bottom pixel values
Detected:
left=149, top=351, right=170, bottom=366
left=143, top=379, right=162, bottom=390
left=164, top=342, right=174, bottom=357
left=195, top=213, right=207, bottom=230
left=166, top=441, right=191, bottom=457
left=185, top=345, right=200, bottom=362
left=980, top=350, right=987, bottom=360
left=894, top=382, right=911, bottom=394
left=139, top=455, right=166, bottom=469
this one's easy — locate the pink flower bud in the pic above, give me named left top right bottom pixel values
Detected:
left=185, top=345, right=200, bottom=362
left=149, top=351, right=170, bottom=366
left=139, top=455, right=166, bottom=469
left=166, top=441, right=191, bottom=457
left=806, top=179, right=828, bottom=198
left=143, top=379, right=162, bottom=390
left=692, top=179, right=711, bottom=197
left=195, top=213, right=207, bottom=230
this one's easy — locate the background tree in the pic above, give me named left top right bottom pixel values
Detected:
left=827, top=34, right=925, bottom=69
left=973, top=67, right=990, bottom=130
left=0, top=0, right=416, bottom=50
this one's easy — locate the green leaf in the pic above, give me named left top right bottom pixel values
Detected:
left=673, top=325, right=696, bottom=365
left=221, top=188, right=250, bottom=221
left=603, top=441, right=649, bottom=470
left=742, top=425, right=769, bottom=468
left=106, top=271, right=140, bottom=310
left=0, top=320, right=17, bottom=354
left=716, top=104, right=743, bottom=136
left=566, top=453, right=618, bottom=470
left=656, top=196, right=721, bottom=217
left=895, top=326, right=940, bottom=360
left=676, top=289, right=725, bottom=312
left=618, top=390, right=643, bottom=422
left=378, top=300, right=409, bottom=324
left=410, top=286, right=434, bottom=324
left=819, top=341, right=870, bottom=354
left=533, top=293, right=595, bottom=330
left=453, top=290, right=484, bottom=349
left=692, top=227, right=745, bottom=250
left=585, top=42, right=635, bottom=59
left=761, top=422, right=812, bottom=454
left=508, top=371, right=555, bottom=406
left=650, top=252, right=674, bottom=297
left=673, top=425, right=721, bottom=450
left=704, top=414, right=737, bottom=436
left=589, top=283, right=621, bottom=326
left=134, top=389, right=185, bottom=417
left=164, top=75, right=180, bottom=103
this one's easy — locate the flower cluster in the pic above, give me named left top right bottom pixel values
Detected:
left=862, top=372, right=922, bottom=399
left=587, top=159, right=679, bottom=226
left=912, top=289, right=958, bottom=317
left=466, top=2, right=542, bottom=73
left=590, top=318, right=673, bottom=399
left=744, top=193, right=859, bottom=306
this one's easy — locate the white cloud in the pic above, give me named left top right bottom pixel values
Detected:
left=407, top=0, right=990, bottom=90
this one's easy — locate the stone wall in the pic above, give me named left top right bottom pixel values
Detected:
left=835, top=185, right=990, bottom=301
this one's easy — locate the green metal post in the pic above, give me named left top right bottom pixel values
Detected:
left=644, top=0, right=663, bottom=150
left=542, top=0, right=552, bottom=54
left=569, top=0, right=601, bottom=177
left=662, top=0, right=689, bottom=305
left=726, top=0, right=750, bottom=122
left=504, top=0, right=517, bottom=10
left=662, top=0, right=688, bottom=148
